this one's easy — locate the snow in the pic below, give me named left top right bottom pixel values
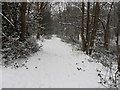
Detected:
left=0, top=66, right=2, bottom=89
left=119, top=77, right=120, bottom=90
left=1, top=35, right=105, bottom=88
left=0, top=54, right=2, bottom=90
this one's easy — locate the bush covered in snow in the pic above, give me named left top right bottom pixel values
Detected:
left=2, top=37, right=40, bottom=66
left=1, top=2, right=42, bottom=66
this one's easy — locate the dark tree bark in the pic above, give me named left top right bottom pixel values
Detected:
left=3, top=2, right=12, bottom=20
left=116, top=2, right=120, bottom=72
left=104, top=2, right=114, bottom=50
left=19, top=2, right=27, bottom=41
left=2, top=2, right=14, bottom=27
left=89, top=2, right=100, bottom=55
left=36, top=2, right=47, bottom=39
left=81, top=2, right=86, bottom=51
left=86, top=2, right=90, bottom=54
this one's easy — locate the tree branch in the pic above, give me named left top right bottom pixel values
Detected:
left=0, top=12, right=14, bottom=27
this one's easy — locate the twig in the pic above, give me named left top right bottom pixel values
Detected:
left=0, top=12, right=14, bottom=27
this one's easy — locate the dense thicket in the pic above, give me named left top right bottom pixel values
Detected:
left=52, top=2, right=120, bottom=72
left=1, top=1, right=120, bottom=87
left=1, top=2, right=52, bottom=65
left=51, top=2, right=120, bottom=87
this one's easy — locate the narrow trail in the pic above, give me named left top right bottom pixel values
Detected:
left=2, top=35, right=103, bottom=88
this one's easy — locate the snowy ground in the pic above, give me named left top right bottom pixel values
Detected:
left=0, top=54, right=2, bottom=89
left=0, top=66, right=2, bottom=89
left=1, top=35, right=106, bottom=88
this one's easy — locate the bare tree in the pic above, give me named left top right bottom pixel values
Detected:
left=81, top=2, right=86, bottom=51
left=86, top=2, right=90, bottom=54
left=20, top=2, right=27, bottom=41
left=89, top=2, right=100, bottom=55
left=116, top=2, right=120, bottom=72
left=104, top=2, right=114, bottom=50
left=36, top=2, right=47, bottom=39
left=2, top=2, right=14, bottom=27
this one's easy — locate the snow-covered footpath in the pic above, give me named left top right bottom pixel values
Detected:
left=0, top=66, right=2, bottom=89
left=1, top=35, right=105, bottom=88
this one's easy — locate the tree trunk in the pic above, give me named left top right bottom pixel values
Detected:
left=19, top=2, right=27, bottom=41
left=2, top=2, right=14, bottom=27
left=116, top=2, right=120, bottom=72
left=104, top=2, right=114, bottom=50
left=3, top=2, right=12, bottom=21
left=89, top=2, right=100, bottom=55
left=36, top=2, right=46, bottom=39
left=86, top=2, right=90, bottom=54
left=81, top=2, right=86, bottom=51
left=116, top=27, right=120, bottom=72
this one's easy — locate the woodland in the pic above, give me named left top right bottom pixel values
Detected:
left=0, top=1, right=120, bottom=88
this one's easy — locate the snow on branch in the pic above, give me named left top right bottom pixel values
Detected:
left=0, top=12, right=14, bottom=27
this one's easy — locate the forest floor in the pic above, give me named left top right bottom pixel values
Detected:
left=1, top=35, right=106, bottom=88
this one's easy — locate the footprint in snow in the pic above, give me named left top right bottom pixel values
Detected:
left=82, top=61, right=84, bottom=63
left=77, top=67, right=82, bottom=71
left=77, top=67, right=85, bottom=72
left=76, top=63, right=78, bottom=65
left=25, top=61, right=28, bottom=63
